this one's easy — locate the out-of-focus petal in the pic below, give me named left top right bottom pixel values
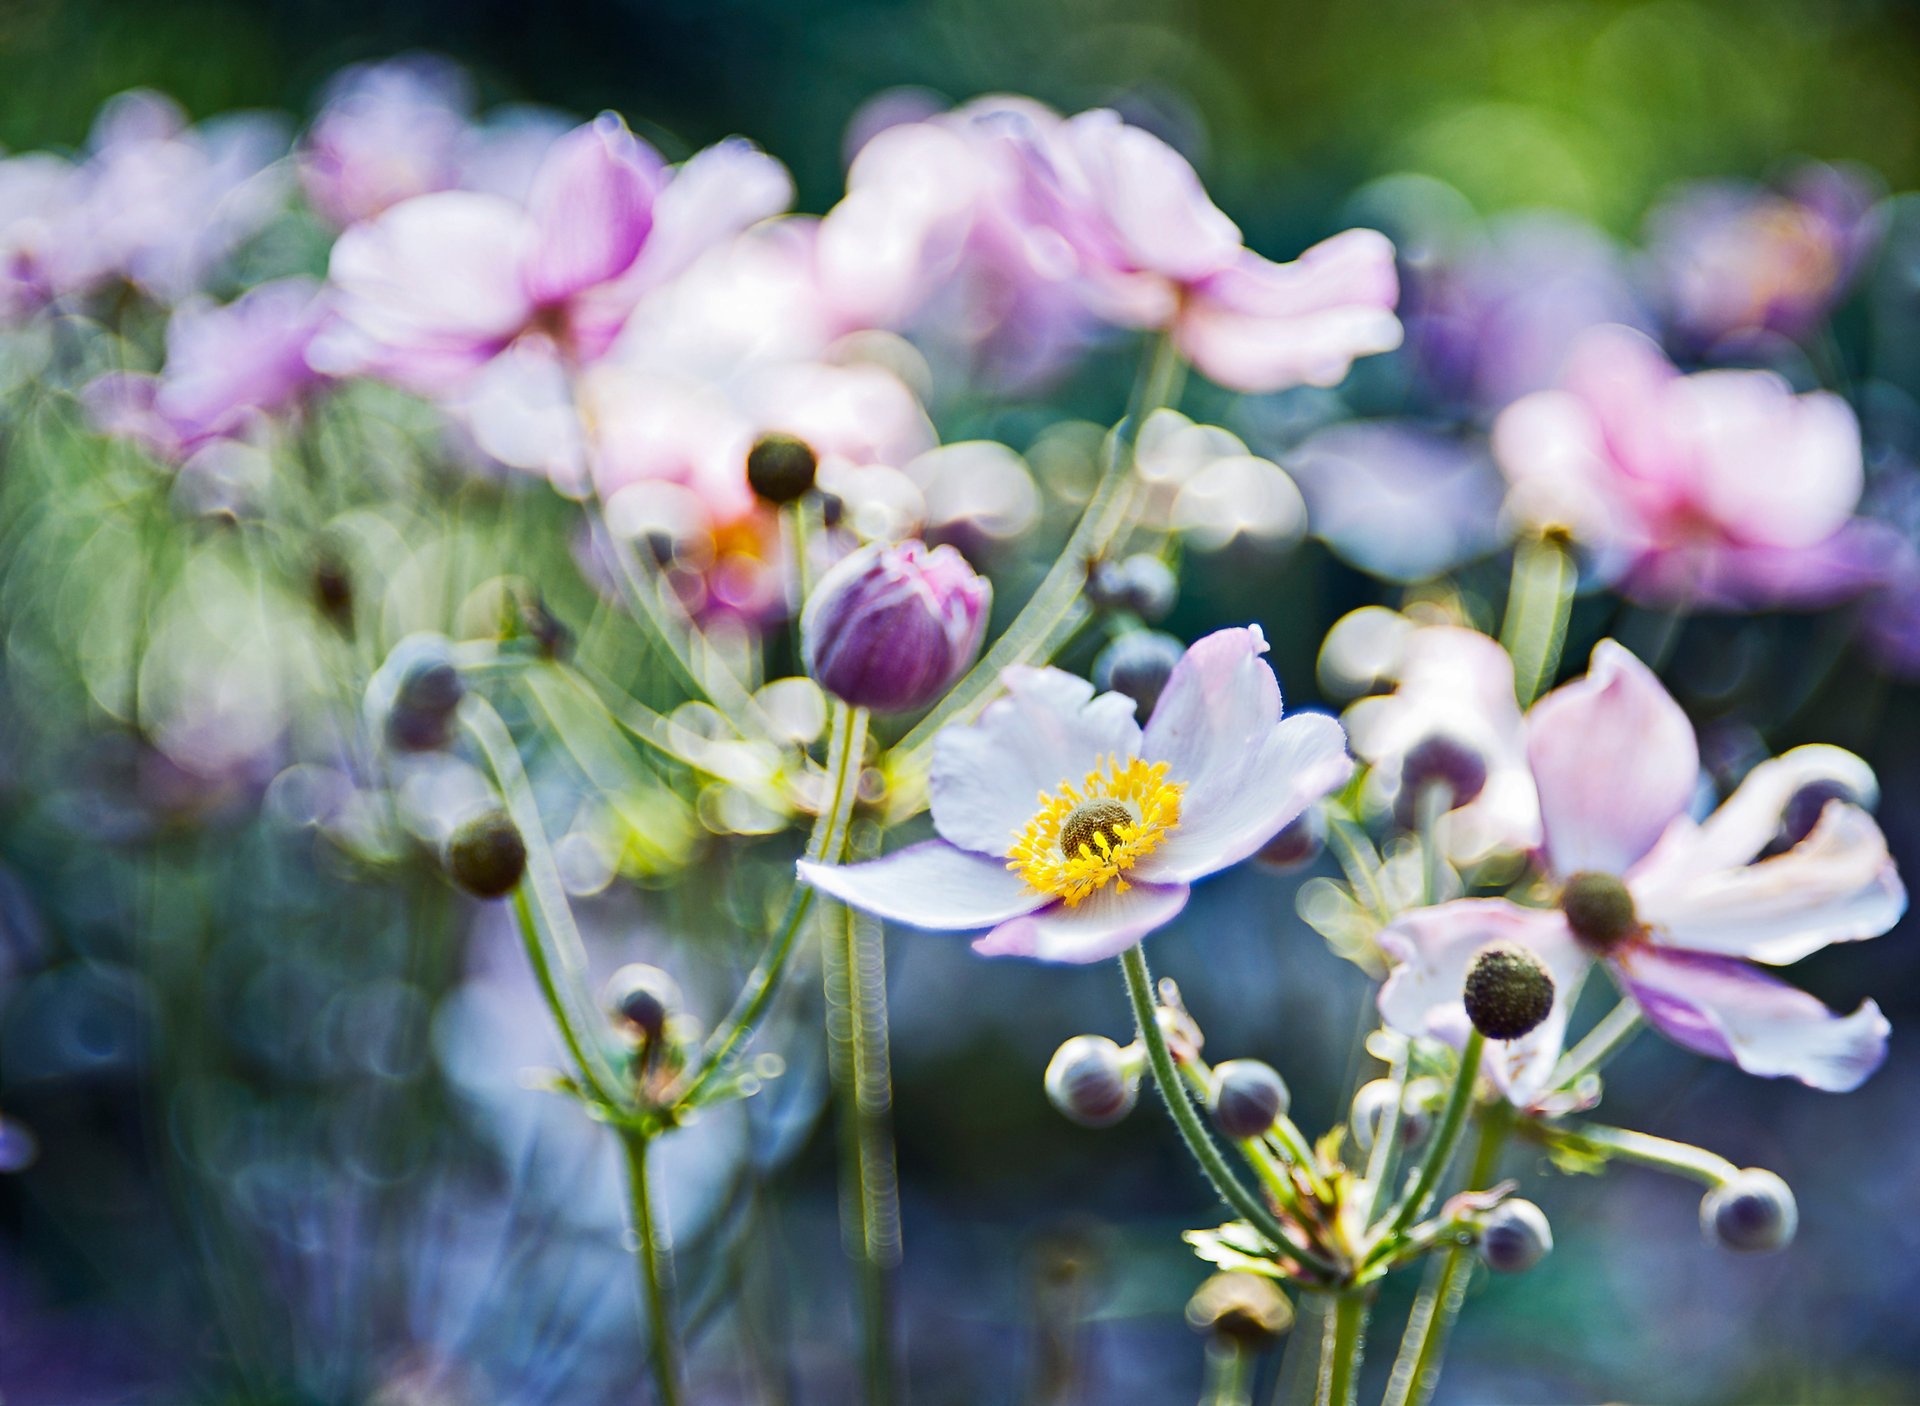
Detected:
left=1525, top=641, right=1697, bottom=877
left=1056, top=109, right=1241, bottom=282
left=797, top=841, right=1043, bottom=929
left=1377, top=899, right=1590, bottom=1107
left=522, top=114, right=662, bottom=304
left=1613, top=944, right=1888, bottom=1092
left=930, top=667, right=1143, bottom=856
left=1637, top=743, right=1878, bottom=876
left=971, top=879, right=1191, bottom=962
left=629, top=138, right=792, bottom=291
left=1633, top=804, right=1905, bottom=965
left=1173, top=231, right=1403, bottom=393
left=1681, top=373, right=1862, bottom=550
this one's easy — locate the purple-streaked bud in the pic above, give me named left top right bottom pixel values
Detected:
left=802, top=540, right=990, bottom=714
left=369, top=632, right=466, bottom=752
left=1208, top=1059, right=1290, bottom=1139
left=1045, top=1034, right=1140, bottom=1127
left=1352, top=1078, right=1432, bottom=1153
left=1086, top=553, right=1178, bottom=622
left=1392, top=733, right=1488, bottom=828
left=1094, top=630, right=1186, bottom=719
left=1478, top=1199, right=1553, bottom=1272
left=1701, top=1169, right=1797, bottom=1252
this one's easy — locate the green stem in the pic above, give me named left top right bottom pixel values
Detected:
left=1415, top=785, right=1448, bottom=907
left=1383, top=1100, right=1511, bottom=1406
left=1203, top=1339, right=1257, bottom=1406
left=1317, top=1292, right=1368, bottom=1406
left=1499, top=534, right=1575, bottom=709
left=1119, top=946, right=1304, bottom=1260
left=1385, top=1032, right=1483, bottom=1239
left=1536, top=1120, right=1737, bottom=1186
left=681, top=703, right=868, bottom=1108
left=1549, top=1002, right=1643, bottom=1089
left=1358, top=1046, right=1409, bottom=1227
left=621, top=1130, right=685, bottom=1406
left=897, top=335, right=1183, bottom=760
left=1325, top=813, right=1393, bottom=923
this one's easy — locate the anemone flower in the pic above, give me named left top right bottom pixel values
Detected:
left=1379, top=641, right=1903, bottom=1103
left=798, top=627, right=1352, bottom=961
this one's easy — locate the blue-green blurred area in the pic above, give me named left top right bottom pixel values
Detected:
left=1, top=3, right=1918, bottom=1405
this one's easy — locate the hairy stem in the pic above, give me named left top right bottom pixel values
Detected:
left=1317, top=1291, right=1368, bottom=1406
left=1385, top=1032, right=1483, bottom=1239
left=621, top=1130, right=685, bottom=1406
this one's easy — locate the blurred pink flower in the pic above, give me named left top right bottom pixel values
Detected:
left=800, top=626, right=1352, bottom=962
left=1493, top=324, right=1886, bottom=610
left=1379, top=642, right=1901, bottom=1104
left=84, top=277, right=330, bottom=460
left=1646, top=162, right=1884, bottom=349
left=318, top=114, right=791, bottom=397
left=299, top=54, right=475, bottom=228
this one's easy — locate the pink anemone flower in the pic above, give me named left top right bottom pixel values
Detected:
left=1379, top=641, right=1902, bottom=1103
left=799, top=627, right=1353, bottom=962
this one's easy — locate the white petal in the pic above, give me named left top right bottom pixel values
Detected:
left=971, top=880, right=1191, bottom=963
left=930, top=666, right=1142, bottom=857
left=1634, top=804, right=1905, bottom=965
left=1635, top=743, right=1879, bottom=879
left=797, top=841, right=1043, bottom=930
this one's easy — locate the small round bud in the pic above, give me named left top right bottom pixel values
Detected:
left=1772, top=779, right=1862, bottom=855
left=370, top=633, right=467, bottom=752
left=1351, top=1078, right=1433, bottom=1153
left=1462, top=941, right=1555, bottom=1041
left=1256, top=806, right=1326, bottom=871
left=1185, top=1271, right=1295, bottom=1344
left=1559, top=871, right=1639, bottom=951
left=312, top=553, right=353, bottom=627
left=802, top=541, right=991, bottom=714
left=745, top=432, right=818, bottom=505
left=445, top=809, right=527, bottom=899
left=1094, top=630, right=1186, bottom=720
left=1701, top=1169, right=1797, bottom=1253
left=1087, top=554, right=1178, bottom=622
left=1044, top=1035, right=1139, bottom=1128
left=1392, top=734, right=1488, bottom=828
left=606, top=964, right=683, bottom=1046
left=1208, top=1059, right=1290, bottom=1140
left=1478, top=1199, right=1553, bottom=1273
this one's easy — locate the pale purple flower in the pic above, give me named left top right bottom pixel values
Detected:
left=84, top=277, right=330, bottom=460
left=299, top=54, right=475, bottom=228
left=1379, top=641, right=1902, bottom=1103
left=802, top=540, right=991, bottom=713
left=799, top=627, right=1353, bottom=962
left=318, top=114, right=791, bottom=397
left=1646, top=162, right=1884, bottom=349
left=1493, top=324, right=1885, bottom=610
left=0, top=153, right=75, bottom=321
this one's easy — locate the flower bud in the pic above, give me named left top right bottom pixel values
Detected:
left=1392, top=733, right=1488, bottom=829
left=1477, top=1199, right=1553, bottom=1273
left=446, top=809, right=527, bottom=899
left=1255, top=806, right=1326, bottom=871
left=1044, top=1034, right=1139, bottom=1128
left=1701, top=1168, right=1797, bottom=1252
left=1208, top=1059, right=1291, bottom=1139
left=605, top=963, right=682, bottom=1047
left=1351, top=1078, right=1432, bottom=1153
left=1087, top=553, right=1178, bottom=622
left=1559, top=871, right=1639, bottom=951
left=369, top=632, right=466, bottom=752
left=1186, top=1271, right=1294, bottom=1344
left=1094, top=630, right=1186, bottom=719
left=802, top=540, right=990, bottom=714
left=746, top=431, right=818, bottom=505
left=1462, top=941, right=1555, bottom=1041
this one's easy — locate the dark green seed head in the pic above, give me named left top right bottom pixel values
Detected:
left=1559, top=871, right=1639, bottom=951
left=1462, top=940, right=1556, bottom=1040
left=746, top=432, right=818, bottom=505
left=446, top=810, right=527, bottom=899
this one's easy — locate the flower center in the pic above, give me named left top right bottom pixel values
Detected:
left=1008, top=754, right=1183, bottom=906
left=1559, top=871, right=1639, bottom=952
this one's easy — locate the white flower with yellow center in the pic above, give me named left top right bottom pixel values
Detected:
left=799, top=626, right=1354, bottom=962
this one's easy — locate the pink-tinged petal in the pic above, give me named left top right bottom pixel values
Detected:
left=1633, top=804, right=1905, bottom=965
left=1619, top=520, right=1901, bottom=613
left=797, top=841, right=1043, bottom=930
left=1681, top=373, right=1862, bottom=550
left=1491, top=387, right=1648, bottom=562
left=1057, top=110, right=1241, bottom=283
left=1525, top=640, right=1697, bottom=877
left=1634, top=743, right=1878, bottom=879
left=1613, top=944, right=1888, bottom=1092
left=627, top=138, right=793, bottom=291
left=522, top=114, right=663, bottom=304
left=971, top=880, right=1191, bottom=963
left=930, top=666, right=1143, bottom=857
left=1173, top=232, right=1404, bottom=394
left=1377, top=900, right=1590, bottom=1107
left=321, top=191, right=533, bottom=395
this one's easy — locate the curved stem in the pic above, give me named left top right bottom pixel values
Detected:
left=622, top=1130, right=685, bottom=1406
left=1549, top=1001, right=1643, bottom=1089
left=1499, top=533, right=1575, bottom=709
left=1382, top=1100, right=1511, bottom=1406
left=1534, top=1119, right=1737, bottom=1187
left=1119, top=946, right=1306, bottom=1262
left=1317, top=1292, right=1368, bottom=1406
left=897, top=335, right=1183, bottom=759
left=1385, top=1032, right=1483, bottom=1239
left=681, top=703, right=868, bottom=1108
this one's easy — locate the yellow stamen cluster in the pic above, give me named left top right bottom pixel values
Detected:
left=1008, top=755, right=1184, bottom=906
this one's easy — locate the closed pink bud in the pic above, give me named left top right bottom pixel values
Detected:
left=802, top=541, right=990, bottom=714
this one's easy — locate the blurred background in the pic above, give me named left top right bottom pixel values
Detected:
left=3, top=0, right=1920, bottom=1402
